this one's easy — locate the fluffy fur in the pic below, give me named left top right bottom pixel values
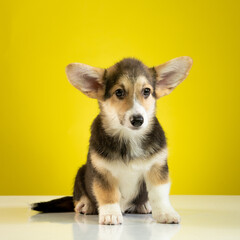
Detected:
left=31, top=57, right=192, bottom=225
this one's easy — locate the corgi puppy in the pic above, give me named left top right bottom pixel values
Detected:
left=32, top=57, right=192, bottom=225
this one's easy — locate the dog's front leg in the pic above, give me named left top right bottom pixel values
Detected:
left=145, top=163, right=180, bottom=224
left=93, top=172, right=122, bottom=225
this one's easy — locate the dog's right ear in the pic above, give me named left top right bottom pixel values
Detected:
left=66, top=63, right=105, bottom=99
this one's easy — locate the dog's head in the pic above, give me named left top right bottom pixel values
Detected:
left=66, top=57, right=192, bottom=136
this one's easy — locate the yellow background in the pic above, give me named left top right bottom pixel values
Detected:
left=1, top=0, right=240, bottom=195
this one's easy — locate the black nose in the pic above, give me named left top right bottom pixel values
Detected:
left=130, top=115, right=144, bottom=127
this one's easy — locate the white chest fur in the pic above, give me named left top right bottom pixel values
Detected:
left=91, top=147, right=168, bottom=212
left=109, top=163, right=144, bottom=212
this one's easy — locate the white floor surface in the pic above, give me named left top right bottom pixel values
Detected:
left=0, top=195, right=239, bottom=240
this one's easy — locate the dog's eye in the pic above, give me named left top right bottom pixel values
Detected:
left=115, top=89, right=125, bottom=99
left=142, top=88, right=151, bottom=98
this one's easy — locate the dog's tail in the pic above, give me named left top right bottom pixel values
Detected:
left=31, top=196, right=74, bottom=213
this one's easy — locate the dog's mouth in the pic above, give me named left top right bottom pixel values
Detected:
left=129, top=125, right=143, bottom=130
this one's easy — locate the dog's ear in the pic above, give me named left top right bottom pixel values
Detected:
left=66, top=63, right=105, bottom=99
left=153, top=56, right=193, bottom=98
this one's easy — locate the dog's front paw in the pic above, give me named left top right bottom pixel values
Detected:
left=153, top=207, right=180, bottom=224
left=99, top=214, right=123, bottom=225
left=99, top=203, right=123, bottom=225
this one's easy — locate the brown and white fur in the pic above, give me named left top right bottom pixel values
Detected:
left=31, top=57, right=192, bottom=225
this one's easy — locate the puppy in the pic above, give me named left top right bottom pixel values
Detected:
left=32, top=57, right=192, bottom=225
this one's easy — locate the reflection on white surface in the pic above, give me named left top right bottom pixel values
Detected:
left=73, top=213, right=180, bottom=240
left=30, top=212, right=180, bottom=240
left=0, top=196, right=240, bottom=240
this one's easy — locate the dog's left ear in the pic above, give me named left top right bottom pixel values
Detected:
left=66, top=63, right=105, bottom=99
left=153, top=56, right=193, bottom=98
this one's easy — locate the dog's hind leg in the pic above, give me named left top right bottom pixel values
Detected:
left=126, top=201, right=152, bottom=214
left=73, top=164, right=97, bottom=215
left=135, top=201, right=152, bottom=214
left=74, top=195, right=97, bottom=214
left=125, top=180, right=151, bottom=214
